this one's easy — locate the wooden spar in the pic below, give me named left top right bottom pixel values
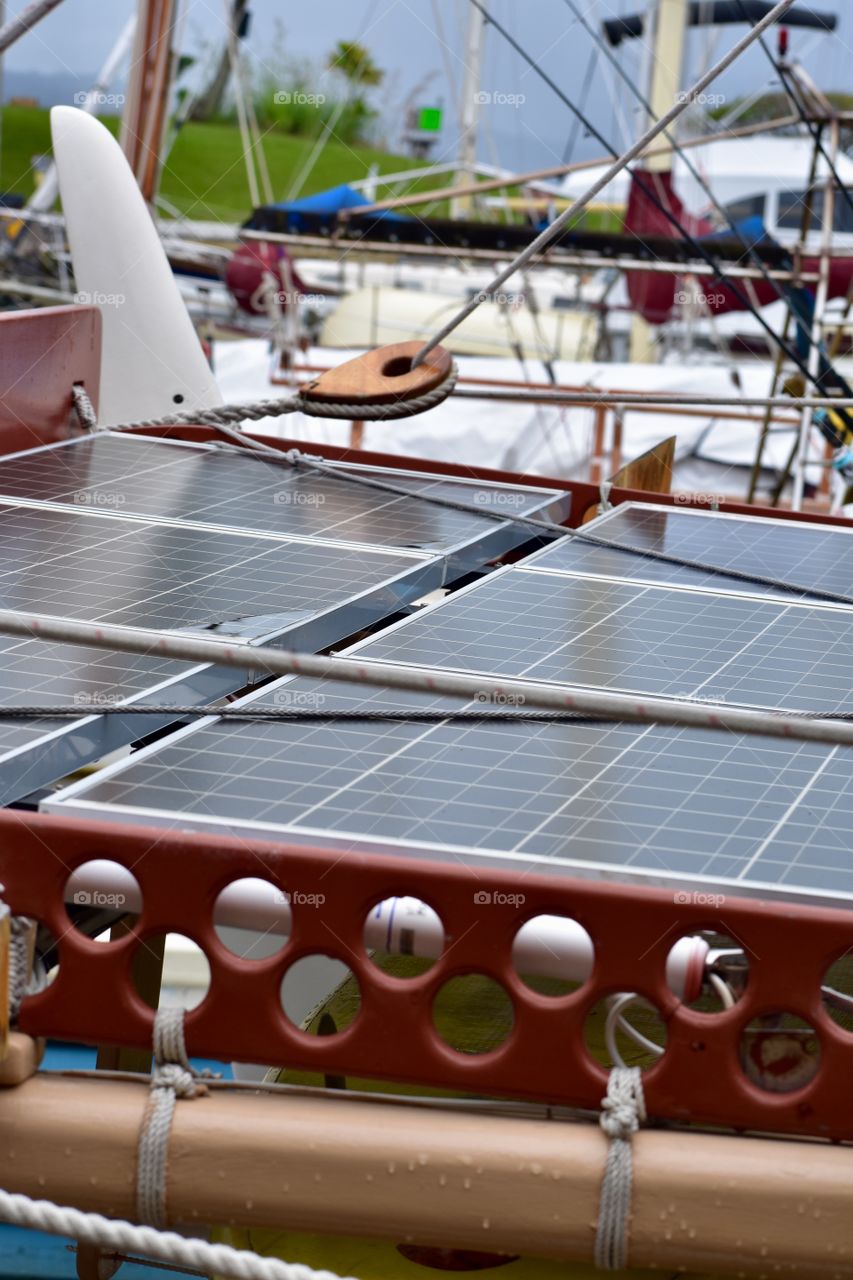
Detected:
left=338, top=114, right=799, bottom=219
left=3, top=1072, right=853, bottom=1275
left=120, top=0, right=180, bottom=203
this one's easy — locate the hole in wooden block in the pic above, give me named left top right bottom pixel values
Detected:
left=382, top=354, right=414, bottom=378
left=363, top=895, right=445, bottom=978
left=133, top=933, right=211, bottom=1011
left=512, top=913, right=593, bottom=998
left=281, top=955, right=360, bottom=1033
left=433, top=975, right=514, bottom=1055
left=213, top=876, right=291, bottom=961
left=585, top=995, right=667, bottom=1071
left=739, top=1012, right=820, bottom=1093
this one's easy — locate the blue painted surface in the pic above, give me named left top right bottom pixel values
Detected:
left=0, top=1042, right=233, bottom=1277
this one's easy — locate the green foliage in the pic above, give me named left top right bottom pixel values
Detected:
left=326, top=40, right=384, bottom=88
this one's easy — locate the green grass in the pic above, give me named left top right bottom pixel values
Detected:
left=0, top=103, right=621, bottom=228
left=0, top=104, right=450, bottom=223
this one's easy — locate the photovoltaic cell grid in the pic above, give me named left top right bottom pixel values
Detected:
left=50, top=557, right=853, bottom=905
left=0, top=501, right=426, bottom=637
left=49, top=675, right=853, bottom=901
left=525, top=504, right=853, bottom=602
left=0, top=428, right=560, bottom=799
left=358, top=567, right=853, bottom=712
left=0, top=434, right=566, bottom=553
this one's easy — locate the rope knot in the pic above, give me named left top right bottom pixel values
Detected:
left=152, top=1062, right=202, bottom=1099
left=593, top=1067, right=646, bottom=1270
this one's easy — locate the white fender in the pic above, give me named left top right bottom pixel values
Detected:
left=50, top=106, right=222, bottom=425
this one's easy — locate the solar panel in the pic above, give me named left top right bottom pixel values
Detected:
left=47, top=560, right=853, bottom=908
left=359, top=566, right=853, bottom=712
left=0, top=500, right=433, bottom=638
left=46, top=674, right=853, bottom=906
left=525, top=503, right=853, bottom=601
left=0, top=433, right=568, bottom=565
left=0, top=426, right=563, bottom=799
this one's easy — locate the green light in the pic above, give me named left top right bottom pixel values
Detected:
left=417, top=107, right=442, bottom=133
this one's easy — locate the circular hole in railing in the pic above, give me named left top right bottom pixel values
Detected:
left=585, top=996, right=667, bottom=1071
left=362, top=896, right=444, bottom=978
left=133, top=933, right=211, bottom=1011
left=821, top=953, right=853, bottom=1034
left=65, top=860, right=142, bottom=942
left=739, top=1012, right=821, bottom=1093
left=512, top=913, right=593, bottom=998
left=280, top=955, right=360, bottom=1034
left=666, top=929, right=748, bottom=1012
left=213, top=877, right=291, bottom=961
left=433, top=975, right=514, bottom=1055
left=382, top=354, right=414, bottom=378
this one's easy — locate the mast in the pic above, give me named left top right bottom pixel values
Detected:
left=120, top=0, right=181, bottom=204
left=451, top=0, right=487, bottom=219
left=629, top=0, right=689, bottom=362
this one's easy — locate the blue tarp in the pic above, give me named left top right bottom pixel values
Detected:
left=261, top=183, right=408, bottom=231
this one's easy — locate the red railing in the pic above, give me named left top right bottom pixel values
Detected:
left=3, top=809, right=852, bottom=1141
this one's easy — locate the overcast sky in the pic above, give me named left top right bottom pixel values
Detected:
left=4, top=0, right=852, bottom=172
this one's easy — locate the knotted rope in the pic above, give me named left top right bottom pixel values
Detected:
left=594, top=1067, right=646, bottom=1271
left=135, top=1007, right=210, bottom=1228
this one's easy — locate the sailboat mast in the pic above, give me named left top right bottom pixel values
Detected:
left=451, top=0, right=487, bottom=219
left=120, top=0, right=180, bottom=204
left=629, top=0, right=688, bottom=361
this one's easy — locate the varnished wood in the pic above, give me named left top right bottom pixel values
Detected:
left=610, top=435, right=675, bottom=495
left=301, top=341, right=452, bottom=407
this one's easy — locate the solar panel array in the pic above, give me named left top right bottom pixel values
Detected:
left=528, top=503, right=853, bottom=602
left=0, top=433, right=566, bottom=802
left=50, top=505, right=853, bottom=908
left=0, top=434, right=567, bottom=558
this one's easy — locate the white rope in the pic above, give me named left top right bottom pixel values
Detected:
left=7, top=916, right=33, bottom=1021
left=104, top=363, right=459, bottom=431
left=71, top=384, right=98, bottom=432
left=594, top=1067, right=646, bottom=1271
left=4, top=605, right=853, bottom=746
left=135, top=1008, right=209, bottom=1228
left=0, top=1190, right=357, bottom=1280
left=410, top=0, right=798, bottom=367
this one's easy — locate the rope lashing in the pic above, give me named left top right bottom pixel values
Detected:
left=71, top=384, right=98, bottom=432
left=8, top=916, right=33, bottom=1022
left=594, top=1067, right=646, bottom=1270
left=135, top=1008, right=211, bottom=1229
left=104, top=361, right=459, bottom=432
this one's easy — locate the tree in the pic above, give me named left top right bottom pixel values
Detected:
left=326, top=41, right=384, bottom=91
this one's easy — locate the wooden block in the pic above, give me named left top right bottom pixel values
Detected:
left=301, top=341, right=452, bottom=407
left=0, top=1032, right=42, bottom=1085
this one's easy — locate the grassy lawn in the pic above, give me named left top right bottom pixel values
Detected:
left=0, top=104, right=450, bottom=224
left=0, top=104, right=622, bottom=230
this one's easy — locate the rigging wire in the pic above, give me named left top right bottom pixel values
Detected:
left=437, top=0, right=853, bottom=436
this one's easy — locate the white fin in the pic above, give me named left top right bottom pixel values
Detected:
left=50, top=106, right=222, bottom=425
